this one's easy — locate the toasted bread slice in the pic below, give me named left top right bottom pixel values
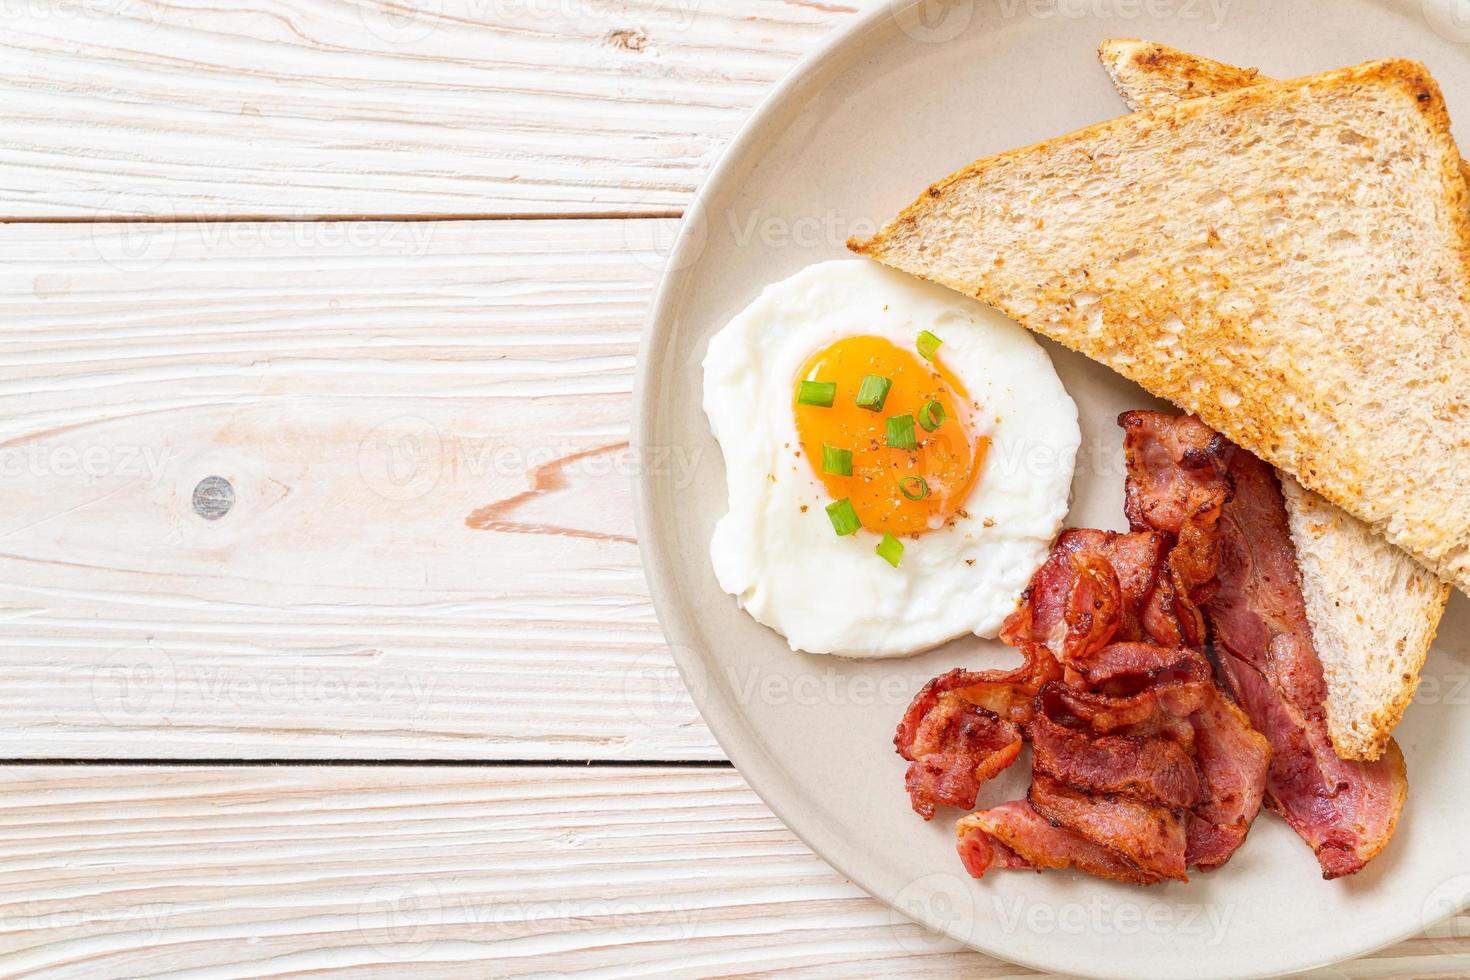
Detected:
left=850, top=61, right=1470, bottom=632
left=1096, top=40, right=1452, bottom=761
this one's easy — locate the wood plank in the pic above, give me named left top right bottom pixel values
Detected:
left=0, top=218, right=719, bottom=759
left=0, top=0, right=858, bottom=219
left=0, top=764, right=1457, bottom=977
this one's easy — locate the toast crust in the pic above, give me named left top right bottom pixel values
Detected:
left=851, top=59, right=1470, bottom=601
left=1098, top=39, right=1470, bottom=189
left=1097, top=38, right=1262, bottom=110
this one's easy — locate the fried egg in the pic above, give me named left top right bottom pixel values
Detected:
left=703, top=260, right=1080, bottom=657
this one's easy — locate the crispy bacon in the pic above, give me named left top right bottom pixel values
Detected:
left=1061, top=552, right=1123, bottom=662
left=1125, top=413, right=1408, bottom=879
left=1068, top=641, right=1201, bottom=694
left=1028, top=774, right=1189, bottom=882
left=1186, top=693, right=1272, bottom=870
left=1000, top=529, right=1171, bottom=657
left=956, top=671, right=1266, bottom=885
left=1119, top=411, right=1233, bottom=536
left=956, top=817, right=1035, bottom=877
left=899, top=412, right=1356, bottom=887
left=1120, top=410, right=1234, bottom=649
left=957, top=802, right=1167, bottom=885
left=1032, top=693, right=1201, bottom=809
left=901, top=721, right=1021, bottom=821
left=894, top=651, right=1060, bottom=819
left=1045, top=652, right=1214, bottom=732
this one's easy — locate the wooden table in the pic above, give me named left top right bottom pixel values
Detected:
left=0, top=2, right=1465, bottom=975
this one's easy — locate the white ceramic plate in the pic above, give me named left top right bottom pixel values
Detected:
left=633, top=3, right=1470, bottom=977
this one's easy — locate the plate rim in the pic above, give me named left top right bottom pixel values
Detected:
left=630, top=3, right=1469, bottom=976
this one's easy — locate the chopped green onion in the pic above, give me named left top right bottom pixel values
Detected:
left=822, top=444, right=853, bottom=477
left=855, top=375, right=893, bottom=412
left=917, top=330, right=944, bottom=361
left=899, top=476, right=929, bottom=501
left=886, top=414, right=917, bottom=450
left=876, top=533, right=904, bottom=568
left=826, top=498, right=861, bottom=536
left=797, top=380, right=836, bottom=407
left=918, top=399, right=946, bottom=432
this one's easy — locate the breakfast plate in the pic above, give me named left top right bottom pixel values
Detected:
left=632, top=2, right=1470, bottom=977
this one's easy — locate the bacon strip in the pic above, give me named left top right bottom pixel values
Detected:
left=1186, top=693, right=1272, bottom=870
left=1030, top=716, right=1197, bottom=809
left=1219, top=656, right=1406, bottom=877
left=957, top=801, right=1166, bottom=885
left=1068, top=641, right=1203, bottom=694
left=1119, top=411, right=1233, bottom=536
left=1045, top=651, right=1214, bottom=732
left=1032, top=687, right=1200, bottom=809
left=894, top=651, right=1059, bottom=819
left=1120, top=410, right=1234, bottom=648
left=1124, top=411, right=1407, bottom=879
left=1000, top=529, right=1170, bottom=657
left=901, top=412, right=1322, bottom=887
left=1027, top=774, right=1189, bottom=882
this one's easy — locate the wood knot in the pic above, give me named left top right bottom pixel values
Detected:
left=605, top=28, right=648, bottom=53
left=192, top=476, right=235, bottom=521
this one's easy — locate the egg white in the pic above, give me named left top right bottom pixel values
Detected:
left=702, top=259, right=1080, bottom=659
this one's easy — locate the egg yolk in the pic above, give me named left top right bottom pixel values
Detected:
left=793, top=335, right=987, bottom=536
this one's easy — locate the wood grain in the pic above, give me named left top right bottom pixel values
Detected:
left=0, top=218, right=718, bottom=759
left=7, top=7, right=1468, bottom=975
left=0, top=764, right=1458, bottom=978
left=0, top=0, right=858, bottom=219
